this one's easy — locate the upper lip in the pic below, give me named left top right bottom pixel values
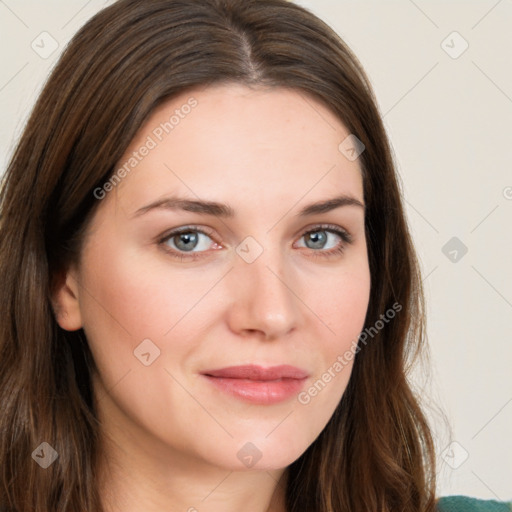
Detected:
left=201, top=364, right=309, bottom=380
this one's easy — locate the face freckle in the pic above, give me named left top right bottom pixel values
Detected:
left=66, top=83, right=371, bottom=475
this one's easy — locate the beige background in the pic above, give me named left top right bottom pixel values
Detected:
left=1, top=0, right=511, bottom=500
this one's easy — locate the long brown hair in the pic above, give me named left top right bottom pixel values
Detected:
left=0, top=0, right=436, bottom=510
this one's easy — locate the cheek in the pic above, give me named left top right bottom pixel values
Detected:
left=290, top=265, right=370, bottom=423
left=77, top=237, right=220, bottom=375
left=310, top=266, right=371, bottom=348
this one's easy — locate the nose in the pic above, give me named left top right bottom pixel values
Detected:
left=225, top=244, right=301, bottom=341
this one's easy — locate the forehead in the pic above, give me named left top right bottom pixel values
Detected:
left=110, top=83, right=364, bottom=217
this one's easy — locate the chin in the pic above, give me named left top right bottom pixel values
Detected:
left=202, top=433, right=311, bottom=472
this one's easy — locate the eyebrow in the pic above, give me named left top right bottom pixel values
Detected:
left=132, top=194, right=365, bottom=218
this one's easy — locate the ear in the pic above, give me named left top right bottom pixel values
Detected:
left=50, top=265, right=83, bottom=331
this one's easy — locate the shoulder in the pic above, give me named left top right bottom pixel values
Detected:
left=437, top=495, right=512, bottom=512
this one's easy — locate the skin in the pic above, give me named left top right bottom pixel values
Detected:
left=52, top=83, right=371, bottom=512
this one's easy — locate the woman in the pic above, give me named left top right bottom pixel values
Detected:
left=0, top=0, right=509, bottom=511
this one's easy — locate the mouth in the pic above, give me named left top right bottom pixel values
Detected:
left=200, top=364, right=309, bottom=405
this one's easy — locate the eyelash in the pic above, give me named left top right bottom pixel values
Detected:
left=157, top=224, right=353, bottom=262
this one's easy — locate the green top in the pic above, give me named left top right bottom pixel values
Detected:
left=438, top=496, right=512, bottom=511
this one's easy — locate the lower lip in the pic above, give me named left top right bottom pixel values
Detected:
left=202, top=375, right=307, bottom=405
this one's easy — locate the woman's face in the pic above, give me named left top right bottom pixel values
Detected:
left=55, top=83, right=370, bottom=472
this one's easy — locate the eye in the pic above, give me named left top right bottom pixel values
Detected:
left=158, top=223, right=353, bottom=261
left=295, top=224, right=353, bottom=259
left=159, top=226, right=220, bottom=260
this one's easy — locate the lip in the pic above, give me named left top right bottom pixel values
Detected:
left=200, top=364, right=309, bottom=405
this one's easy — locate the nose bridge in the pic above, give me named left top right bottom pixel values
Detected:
left=227, top=235, right=299, bottom=338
